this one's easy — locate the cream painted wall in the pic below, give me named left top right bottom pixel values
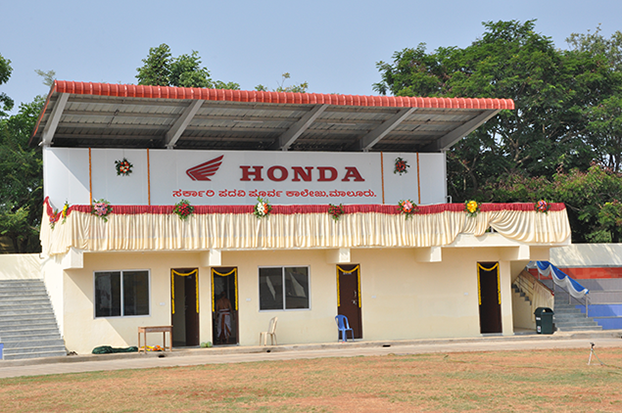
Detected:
left=62, top=251, right=210, bottom=354
left=0, top=254, right=41, bottom=280
left=57, top=245, right=532, bottom=354
left=221, top=249, right=339, bottom=346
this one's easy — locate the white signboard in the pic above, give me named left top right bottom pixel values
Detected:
left=43, top=148, right=446, bottom=208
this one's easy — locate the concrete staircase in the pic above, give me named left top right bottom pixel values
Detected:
left=553, top=294, right=602, bottom=332
left=0, top=279, right=66, bottom=360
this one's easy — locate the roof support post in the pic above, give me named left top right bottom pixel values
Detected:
left=40, top=93, right=69, bottom=147
left=272, top=104, right=328, bottom=150
left=350, top=107, right=417, bottom=151
left=164, top=100, right=203, bottom=149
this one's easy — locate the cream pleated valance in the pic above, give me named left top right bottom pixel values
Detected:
left=40, top=201, right=571, bottom=256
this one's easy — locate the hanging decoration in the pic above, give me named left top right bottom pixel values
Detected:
left=114, top=158, right=133, bottom=176
left=328, top=204, right=345, bottom=221
left=173, top=199, right=194, bottom=220
left=254, top=197, right=272, bottom=218
left=465, top=200, right=480, bottom=218
left=394, top=157, right=410, bottom=175
left=91, top=199, right=113, bottom=222
left=535, top=199, right=551, bottom=213
left=398, top=199, right=417, bottom=218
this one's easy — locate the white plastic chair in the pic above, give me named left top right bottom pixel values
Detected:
left=259, top=317, right=278, bottom=346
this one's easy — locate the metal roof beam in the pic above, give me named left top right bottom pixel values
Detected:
left=350, top=107, right=417, bottom=151
left=272, top=104, right=328, bottom=150
left=423, top=109, right=500, bottom=151
left=164, top=100, right=203, bottom=149
left=40, top=93, right=69, bottom=147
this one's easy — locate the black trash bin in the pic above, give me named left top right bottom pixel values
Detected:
left=534, top=307, right=554, bottom=334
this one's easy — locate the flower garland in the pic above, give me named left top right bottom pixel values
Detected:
left=464, top=200, right=480, bottom=218
left=328, top=204, right=345, bottom=221
left=535, top=199, right=551, bottom=213
left=398, top=199, right=417, bottom=218
left=115, top=158, right=133, bottom=176
left=49, top=202, right=70, bottom=229
left=173, top=199, right=194, bottom=220
left=394, top=157, right=410, bottom=175
left=254, top=197, right=272, bottom=218
left=92, top=199, right=113, bottom=222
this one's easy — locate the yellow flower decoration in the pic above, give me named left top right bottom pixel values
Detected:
left=464, top=200, right=480, bottom=218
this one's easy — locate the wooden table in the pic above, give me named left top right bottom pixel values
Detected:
left=138, top=326, right=172, bottom=353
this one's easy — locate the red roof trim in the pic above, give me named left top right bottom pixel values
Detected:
left=53, top=81, right=515, bottom=110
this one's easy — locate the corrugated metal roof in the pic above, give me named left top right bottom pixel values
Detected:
left=30, top=81, right=514, bottom=152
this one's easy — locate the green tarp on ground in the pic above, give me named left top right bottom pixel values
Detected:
left=92, top=345, right=138, bottom=354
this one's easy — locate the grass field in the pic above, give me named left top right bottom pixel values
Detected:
left=2, top=347, right=622, bottom=412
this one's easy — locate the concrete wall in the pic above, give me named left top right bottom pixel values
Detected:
left=0, top=254, right=41, bottom=280
left=54, top=246, right=522, bottom=354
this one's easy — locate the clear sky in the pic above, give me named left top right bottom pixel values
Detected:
left=2, top=0, right=621, bottom=115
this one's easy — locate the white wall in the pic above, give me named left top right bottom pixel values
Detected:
left=551, top=244, right=622, bottom=267
left=43, top=148, right=447, bottom=209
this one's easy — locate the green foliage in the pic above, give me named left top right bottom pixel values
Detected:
left=0, top=53, right=14, bottom=117
left=0, top=96, right=45, bottom=252
left=34, top=69, right=56, bottom=88
left=485, top=165, right=622, bottom=243
left=374, top=20, right=622, bottom=245
left=136, top=44, right=239, bottom=90
left=255, top=73, right=308, bottom=93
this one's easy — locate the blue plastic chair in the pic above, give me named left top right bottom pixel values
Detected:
left=335, top=315, right=354, bottom=342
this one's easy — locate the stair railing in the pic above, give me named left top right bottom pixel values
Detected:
left=514, top=270, right=554, bottom=321
left=532, top=261, right=590, bottom=318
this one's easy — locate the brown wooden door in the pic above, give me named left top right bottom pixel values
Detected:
left=478, top=262, right=502, bottom=334
left=211, top=267, right=239, bottom=345
left=171, top=268, right=199, bottom=347
left=337, top=264, right=362, bottom=339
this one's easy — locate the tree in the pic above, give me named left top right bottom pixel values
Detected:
left=566, top=27, right=622, bottom=172
left=374, top=20, right=621, bottom=201
left=484, top=165, right=622, bottom=243
left=136, top=44, right=240, bottom=90
left=0, top=53, right=13, bottom=117
left=0, top=96, right=44, bottom=252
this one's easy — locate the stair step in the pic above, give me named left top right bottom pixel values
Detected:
left=0, top=278, right=66, bottom=361
left=3, top=350, right=67, bottom=360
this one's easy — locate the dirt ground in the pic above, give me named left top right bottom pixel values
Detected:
left=2, top=347, right=622, bottom=412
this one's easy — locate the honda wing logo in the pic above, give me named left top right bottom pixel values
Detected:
left=186, top=155, right=224, bottom=181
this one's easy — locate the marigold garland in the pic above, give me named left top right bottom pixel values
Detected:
left=173, top=199, right=194, bottom=220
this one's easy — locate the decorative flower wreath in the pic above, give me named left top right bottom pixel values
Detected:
left=49, top=202, right=70, bottom=229
left=398, top=199, right=417, bottom=218
left=465, top=200, right=480, bottom=218
left=49, top=210, right=60, bottom=229
left=92, top=199, right=113, bottom=222
left=173, top=199, right=194, bottom=220
left=254, top=197, right=272, bottom=218
left=328, top=204, right=345, bottom=221
left=535, top=199, right=551, bottom=213
left=115, top=158, right=133, bottom=176
left=394, top=157, right=410, bottom=175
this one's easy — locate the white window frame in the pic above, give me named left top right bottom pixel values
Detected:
left=258, top=265, right=311, bottom=311
left=93, top=269, right=151, bottom=318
